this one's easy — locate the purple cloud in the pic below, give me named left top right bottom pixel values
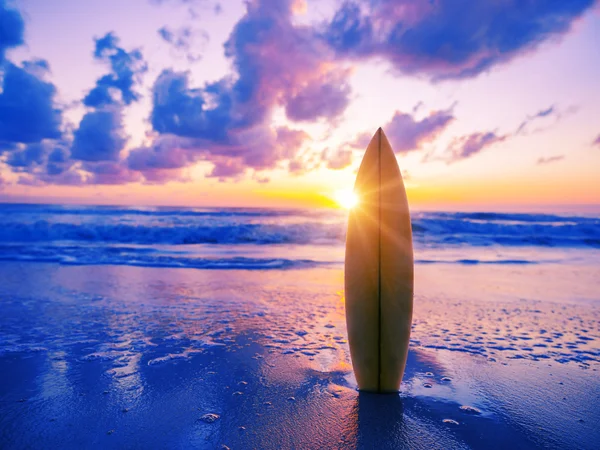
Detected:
left=593, top=134, right=600, bottom=147
left=444, top=132, right=507, bottom=163
left=349, top=108, right=454, bottom=154
left=324, top=0, right=596, bottom=80
left=324, top=148, right=353, bottom=170
left=284, top=69, right=352, bottom=122
left=384, top=109, right=454, bottom=152
left=207, top=157, right=246, bottom=181
left=537, top=155, right=564, bottom=165
left=83, top=161, right=142, bottom=185
left=127, top=135, right=198, bottom=182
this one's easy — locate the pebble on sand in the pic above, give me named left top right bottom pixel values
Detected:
left=199, top=413, right=220, bottom=423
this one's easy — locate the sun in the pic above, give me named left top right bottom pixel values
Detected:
left=333, top=189, right=359, bottom=209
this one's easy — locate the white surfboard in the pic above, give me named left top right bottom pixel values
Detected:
left=345, top=128, right=414, bottom=392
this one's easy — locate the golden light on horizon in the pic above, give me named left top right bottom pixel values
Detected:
left=333, top=189, right=359, bottom=209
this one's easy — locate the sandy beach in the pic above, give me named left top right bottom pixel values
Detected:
left=1, top=259, right=598, bottom=449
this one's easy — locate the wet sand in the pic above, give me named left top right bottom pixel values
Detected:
left=0, top=262, right=599, bottom=449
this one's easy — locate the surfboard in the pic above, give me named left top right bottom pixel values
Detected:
left=345, top=127, right=414, bottom=393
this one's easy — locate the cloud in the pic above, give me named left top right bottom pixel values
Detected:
left=150, top=0, right=226, bottom=21
left=5, top=0, right=595, bottom=188
left=349, top=107, right=454, bottom=154
left=59, top=33, right=147, bottom=184
left=0, top=8, right=147, bottom=187
left=151, top=70, right=231, bottom=141
left=6, top=142, right=49, bottom=169
left=83, top=161, right=142, bottom=184
left=3, top=139, right=75, bottom=182
left=284, top=68, right=352, bottom=122
left=71, top=108, right=128, bottom=162
left=158, top=26, right=209, bottom=62
left=444, top=131, right=507, bottom=164
left=126, top=135, right=197, bottom=182
left=83, top=32, right=147, bottom=107
left=537, top=155, right=564, bottom=165
left=128, top=136, right=195, bottom=171
left=516, top=104, right=578, bottom=135
left=324, top=0, right=596, bottom=80
left=143, top=0, right=342, bottom=179
left=384, top=109, right=454, bottom=152
left=0, top=62, right=63, bottom=144
left=0, top=0, right=24, bottom=64
left=323, top=148, right=353, bottom=170
left=593, top=134, right=600, bottom=147
left=207, top=157, right=246, bottom=181
left=516, top=106, right=555, bottom=134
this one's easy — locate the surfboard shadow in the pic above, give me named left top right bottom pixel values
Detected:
left=353, top=392, right=406, bottom=449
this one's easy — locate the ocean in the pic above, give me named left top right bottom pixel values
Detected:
left=1, top=203, right=599, bottom=269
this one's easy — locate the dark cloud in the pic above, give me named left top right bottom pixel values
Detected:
left=83, top=32, right=147, bottom=107
left=324, top=0, right=595, bottom=80
left=151, top=70, right=232, bottom=141
left=4, top=139, right=74, bottom=181
left=537, top=155, right=564, bottom=165
left=71, top=109, right=128, bottom=162
left=6, top=142, right=48, bottom=169
left=593, top=134, right=600, bottom=147
left=0, top=62, right=63, bottom=144
left=0, top=0, right=24, bottom=64
left=444, top=131, right=507, bottom=163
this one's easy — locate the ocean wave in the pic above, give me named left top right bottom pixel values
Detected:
left=0, top=216, right=598, bottom=248
left=0, top=244, right=332, bottom=270
left=0, top=243, right=567, bottom=269
left=0, top=205, right=599, bottom=250
left=0, top=221, right=345, bottom=245
left=0, top=203, right=324, bottom=218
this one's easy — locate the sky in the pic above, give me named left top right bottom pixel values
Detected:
left=0, top=0, right=599, bottom=211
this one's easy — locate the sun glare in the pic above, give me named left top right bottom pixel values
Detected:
left=334, top=189, right=359, bottom=209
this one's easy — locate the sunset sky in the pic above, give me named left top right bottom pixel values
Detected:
left=1, top=0, right=599, bottom=210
